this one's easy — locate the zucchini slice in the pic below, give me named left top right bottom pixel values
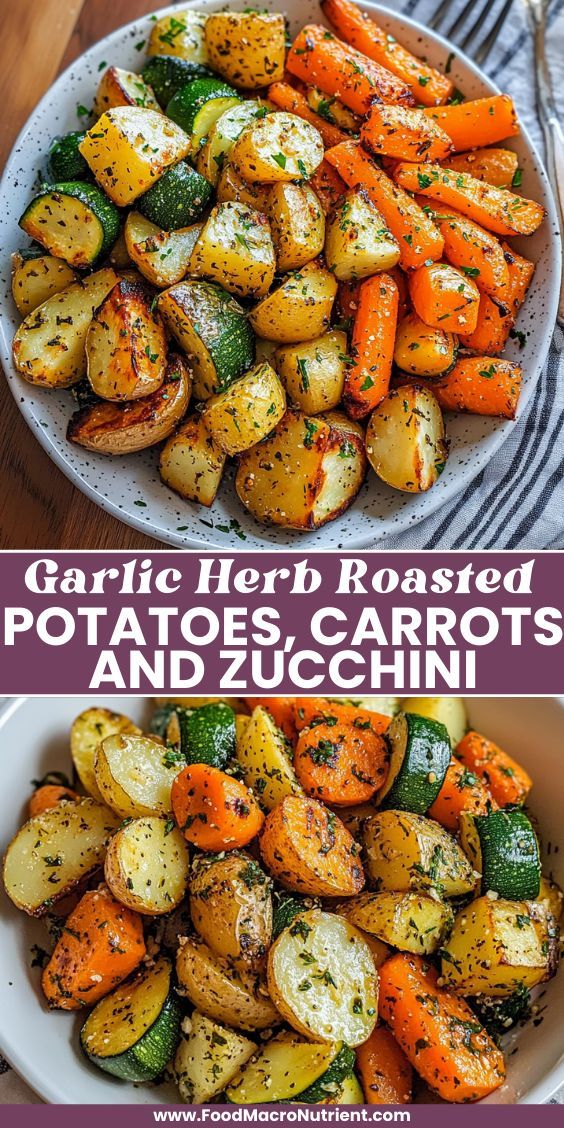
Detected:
left=378, top=711, right=451, bottom=813
left=179, top=702, right=236, bottom=768
left=48, top=131, right=90, bottom=181
left=157, top=279, right=255, bottom=400
left=336, top=1073, right=365, bottom=1103
left=166, top=78, right=241, bottom=151
left=459, top=808, right=541, bottom=900
left=196, top=101, right=268, bottom=185
left=137, top=161, right=212, bottom=230
left=81, top=956, right=181, bottom=1081
left=19, top=182, right=120, bottom=267
left=142, top=55, right=214, bottom=108
left=226, top=1033, right=351, bottom=1103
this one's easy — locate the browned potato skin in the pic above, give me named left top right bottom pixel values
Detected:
left=86, top=278, right=167, bottom=401
left=93, top=67, right=160, bottom=117
left=190, top=852, right=273, bottom=968
left=67, top=353, right=191, bottom=455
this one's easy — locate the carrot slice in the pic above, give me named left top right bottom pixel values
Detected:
left=286, top=25, right=413, bottom=116
left=456, top=730, right=532, bottom=806
left=356, top=1024, right=413, bottom=1104
left=308, top=157, right=347, bottom=213
left=394, top=162, right=545, bottom=237
left=423, top=95, right=519, bottom=152
left=344, top=273, right=399, bottom=419
left=321, top=0, right=453, bottom=107
left=428, top=208, right=510, bottom=299
left=245, top=697, right=297, bottom=742
left=293, top=697, right=391, bottom=735
left=259, top=794, right=364, bottom=897
left=28, top=783, right=79, bottom=818
left=267, top=81, right=348, bottom=148
left=172, top=764, right=264, bottom=851
left=41, top=886, right=145, bottom=1010
left=362, top=104, right=453, bottom=163
left=294, top=720, right=389, bottom=805
left=444, top=147, right=520, bottom=189
left=428, top=757, right=496, bottom=831
left=325, top=141, right=444, bottom=270
left=408, top=261, right=480, bottom=334
left=378, top=953, right=506, bottom=1102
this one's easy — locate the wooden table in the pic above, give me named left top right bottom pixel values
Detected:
left=0, top=0, right=164, bottom=549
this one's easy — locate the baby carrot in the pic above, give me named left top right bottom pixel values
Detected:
left=325, top=141, right=444, bottom=270
left=394, top=162, right=545, bottom=237
left=408, top=262, right=480, bottom=334
left=362, top=104, right=453, bottom=163
left=456, top=730, right=532, bottom=806
left=502, top=242, right=536, bottom=313
left=245, top=697, right=297, bottom=742
left=171, top=763, right=264, bottom=851
left=286, top=25, right=413, bottom=116
left=443, top=147, right=520, bottom=189
left=428, top=757, right=496, bottom=831
left=293, top=697, right=391, bottom=735
left=267, top=81, right=348, bottom=148
left=425, top=356, right=522, bottom=419
left=428, top=208, right=510, bottom=298
left=378, top=953, right=506, bottom=1102
left=344, top=272, right=399, bottom=419
left=458, top=294, right=513, bottom=354
left=294, top=720, right=389, bottom=805
left=423, top=95, right=519, bottom=151
left=356, top=1025, right=413, bottom=1104
left=321, top=0, right=453, bottom=106
left=308, top=158, right=347, bottom=213
left=29, top=783, right=79, bottom=817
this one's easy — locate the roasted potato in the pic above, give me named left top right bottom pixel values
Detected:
left=94, top=732, right=180, bottom=818
left=394, top=312, right=458, bottom=377
left=79, top=108, right=191, bottom=207
left=217, top=162, right=272, bottom=211
left=275, top=331, right=347, bottom=414
left=202, top=362, right=286, bottom=455
left=196, top=101, right=267, bottom=185
left=205, top=11, right=285, bottom=89
left=175, top=1011, right=255, bottom=1103
left=104, top=816, right=190, bottom=914
left=236, top=706, right=304, bottom=812
left=339, top=891, right=454, bottom=954
left=366, top=385, right=449, bottom=493
left=147, top=10, right=209, bottom=64
left=176, top=934, right=280, bottom=1030
left=231, top=112, right=324, bottom=183
left=363, top=811, right=476, bottom=898
left=11, top=253, right=77, bottom=317
left=267, top=183, right=325, bottom=272
left=70, top=706, right=141, bottom=802
left=249, top=260, right=337, bottom=342
left=160, top=413, right=226, bottom=507
left=189, top=202, right=276, bottom=299
left=93, top=67, right=160, bottom=116
left=125, top=211, right=202, bottom=288
left=325, top=189, right=400, bottom=281
left=190, top=852, right=273, bottom=966
left=86, top=278, right=167, bottom=401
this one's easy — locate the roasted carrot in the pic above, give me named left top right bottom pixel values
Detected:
left=362, top=104, right=453, bottom=163
left=344, top=273, right=399, bottom=419
left=245, top=697, right=297, bottom=742
left=286, top=25, right=414, bottom=116
left=456, top=730, right=532, bottom=806
left=322, top=0, right=453, bottom=107
left=294, top=720, right=389, bottom=805
left=267, top=81, right=348, bottom=148
left=502, top=242, right=536, bottom=312
left=428, top=757, right=496, bottom=831
left=41, top=885, right=145, bottom=1010
left=337, top=280, right=362, bottom=324
left=444, top=147, right=520, bottom=189
left=426, top=208, right=510, bottom=299
left=424, top=95, right=519, bottom=151
left=378, top=954, right=506, bottom=1102
left=395, top=162, right=545, bottom=237
left=458, top=294, right=513, bottom=354
left=308, top=158, right=347, bottom=213
left=259, top=794, right=365, bottom=897
left=293, top=697, right=391, bottom=735
left=28, top=783, right=79, bottom=818
left=325, top=141, right=444, bottom=271
left=356, top=1024, right=413, bottom=1104
left=388, top=266, right=410, bottom=319
left=172, top=763, right=264, bottom=851
left=408, top=262, right=480, bottom=334
left=422, top=356, right=521, bottom=419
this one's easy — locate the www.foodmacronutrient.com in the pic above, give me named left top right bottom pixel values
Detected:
left=152, top=1111, right=411, bottom=1124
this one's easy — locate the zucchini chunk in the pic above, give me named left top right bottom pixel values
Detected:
left=81, top=956, right=181, bottom=1081
left=231, top=112, right=324, bottom=183
left=94, top=732, right=181, bottom=819
left=325, top=188, right=400, bottom=282
left=237, top=705, right=304, bottom=812
left=441, top=896, right=559, bottom=996
left=190, top=851, right=272, bottom=967
left=363, top=810, right=476, bottom=897
left=159, top=413, right=226, bottom=507
left=104, top=816, right=190, bottom=914
left=47, top=131, right=89, bottom=181
left=196, top=101, right=268, bottom=185
left=179, top=701, right=236, bottom=767
left=167, top=78, right=241, bottom=152
left=249, top=260, right=337, bottom=342
left=400, top=696, right=467, bottom=747
left=378, top=711, right=451, bottom=813
left=19, top=182, right=120, bottom=267
left=267, top=182, right=325, bottom=273
left=174, top=1011, right=255, bottom=1103
left=3, top=799, right=119, bottom=915
left=93, top=67, right=160, bottom=116
left=217, top=161, right=272, bottom=211
left=142, top=55, right=214, bottom=108
left=137, top=161, right=212, bottom=229
left=227, top=1032, right=353, bottom=1103
left=79, top=108, right=191, bottom=206
left=459, top=808, right=541, bottom=900
left=176, top=934, right=280, bottom=1030
left=124, top=211, right=202, bottom=288
left=11, top=253, right=77, bottom=317
left=267, top=909, right=378, bottom=1045
left=70, top=706, right=141, bottom=802
left=147, top=10, right=210, bottom=65
left=205, top=11, right=285, bottom=89
left=190, top=201, right=276, bottom=299
left=12, top=267, right=118, bottom=388
left=157, top=279, right=254, bottom=400
left=202, top=362, right=286, bottom=454
left=86, top=277, right=167, bottom=401
left=67, top=352, right=191, bottom=455
left=275, top=330, right=347, bottom=415
left=336, top=1073, right=365, bottom=1103
left=339, top=891, right=453, bottom=954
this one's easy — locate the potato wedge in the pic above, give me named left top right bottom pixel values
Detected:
left=311, top=412, right=367, bottom=527
left=12, top=267, right=118, bottom=388
left=175, top=1011, right=255, bottom=1103
left=70, top=706, right=141, bottom=802
left=267, top=909, right=377, bottom=1045
left=267, top=183, right=325, bottom=273
left=176, top=934, right=280, bottom=1030
left=236, top=706, right=304, bottom=812
left=339, top=891, right=453, bottom=954
left=363, top=811, right=476, bottom=898
left=205, top=12, right=285, bottom=89
left=202, top=362, right=286, bottom=455
left=147, top=10, right=209, bottom=64
left=80, top=108, right=191, bottom=207
left=125, top=211, right=202, bottom=288
left=190, top=852, right=272, bottom=967
left=249, top=260, right=337, bottom=342
left=325, top=189, right=400, bottom=282
left=86, top=277, right=167, bottom=402
left=159, top=413, right=226, bottom=507
left=189, top=202, right=276, bottom=299
left=217, top=162, right=272, bottom=211
left=93, top=67, right=160, bottom=116
left=259, top=795, right=365, bottom=897
left=231, top=112, right=324, bottom=183
left=104, top=816, right=190, bottom=914
left=94, top=733, right=180, bottom=819
left=3, top=799, right=119, bottom=915
left=366, top=385, right=449, bottom=493
left=11, top=253, right=77, bottom=317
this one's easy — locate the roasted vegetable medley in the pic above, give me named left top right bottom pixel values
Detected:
left=3, top=696, right=561, bottom=1103
left=9, top=2, right=546, bottom=532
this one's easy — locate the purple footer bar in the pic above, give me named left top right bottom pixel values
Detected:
left=0, top=1105, right=560, bottom=1125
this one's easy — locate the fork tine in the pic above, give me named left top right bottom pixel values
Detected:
left=474, top=0, right=515, bottom=63
left=445, top=0, right=485, bottom=40
left=429, top=0, right=453, bottom=31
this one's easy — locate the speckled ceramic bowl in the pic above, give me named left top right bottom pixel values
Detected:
left=0, top=1, right=560, bottom=549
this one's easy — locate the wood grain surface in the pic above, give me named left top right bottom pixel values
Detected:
left=0, top=0, right=166, bottom=549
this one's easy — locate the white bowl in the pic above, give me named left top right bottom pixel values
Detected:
left=0, top=1, right=560, bottom=550
left=0, top=695, right=562, bottom=1105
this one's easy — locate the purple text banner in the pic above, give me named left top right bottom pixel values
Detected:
left=0, top=1103, right=562, bottom=1123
